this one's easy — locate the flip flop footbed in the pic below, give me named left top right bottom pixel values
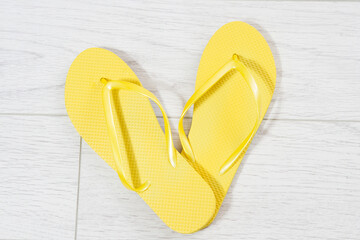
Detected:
left=65, top=48, right=216, bottom=233
left=187, top=22, right=276, bottom=224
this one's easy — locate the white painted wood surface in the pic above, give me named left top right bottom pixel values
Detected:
left=0, top=0, right=360, bottom=239
left=0, top=116, right=80, bottom=239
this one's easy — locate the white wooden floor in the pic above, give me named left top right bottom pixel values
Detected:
left=1, top=1, right=360, bottom=239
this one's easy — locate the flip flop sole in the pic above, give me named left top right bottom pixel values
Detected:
left=65, top=48, right=216, bottom=233
left=186, top=22, right=276, bottom=225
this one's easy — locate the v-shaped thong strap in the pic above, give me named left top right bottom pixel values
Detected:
left=101, top=78, right=177, bottom=192
left=178, top=54, right=262, bottom=175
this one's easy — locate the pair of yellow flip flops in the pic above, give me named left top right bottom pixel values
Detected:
left=65, top=21, right=276, bottom=233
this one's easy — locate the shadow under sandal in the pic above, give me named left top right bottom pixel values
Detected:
left=65, top=48, right=216, bottom=234
left=178, top=21, right=277, bottom=227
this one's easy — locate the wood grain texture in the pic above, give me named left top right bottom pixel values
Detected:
left=76, top=118, right=360, bottom=240
left=0, top=116, right=80, bottom=239
left=0, top=0, right=359, bottom=120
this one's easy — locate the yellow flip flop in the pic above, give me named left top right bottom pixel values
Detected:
left=65, top=48, right=216, bottom=233
left=178, top=22, right=276, bottom=224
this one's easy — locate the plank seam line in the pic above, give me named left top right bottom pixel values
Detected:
left=0, top=112, right=359, bottom=123
left=74, top=137, right=82, bottom=240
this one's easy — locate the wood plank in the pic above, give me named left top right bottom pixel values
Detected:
left=0, top=116, right=80, bottom=239
left=0, top=1, right=359, bottom=120
left=76, top=118, right=360, bottom=239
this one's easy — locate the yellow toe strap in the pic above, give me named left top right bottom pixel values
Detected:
left=101, top=78, right=177, bottom=192
left=178, top=54, right=262, bottom=175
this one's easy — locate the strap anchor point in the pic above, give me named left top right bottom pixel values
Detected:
left=232, top=53, right=240, bottom=61
left=100, top=77, right=109, bottom=84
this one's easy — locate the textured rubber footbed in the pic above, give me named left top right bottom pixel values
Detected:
left=65, top=48, right=216, bottom=233
left=186, top=21, right=276, bottom=226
